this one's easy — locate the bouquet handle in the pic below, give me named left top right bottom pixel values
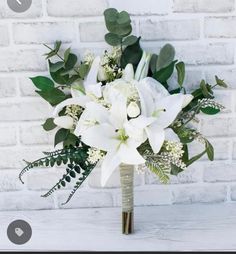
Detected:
left=120, top=164, right=134, bottom=234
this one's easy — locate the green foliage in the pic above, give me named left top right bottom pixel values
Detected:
left=156, top=44, right=175, bottom=71
left=150, top=54, right=158, bottom=74
left=170, top=164, right=183, bottom=176
left=215, top=75, right=228, bottom=88
left=54, top=128, right=70, bottom=147
left=200, top=107, right=220, bottom=115
left=30, top=76, right=54, bottom=90
left=120, top=37, right=143, bottom=70
left=153, top=60, right=177, bottom=87
left=42, top=118, right=57, bottom=131
left=36, top=87, right=67, bottom=106
left=44, top=41, right=62, bottom=59
left=175, top=61, right=185, bottom=87
left=146, top=160, right=169, bottom=184
left=104, top=8, right=137, bottom=48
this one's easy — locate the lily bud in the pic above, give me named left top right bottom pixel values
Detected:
left=182, top=94, right=194, bottom=108
left=135, top=51, right=152, bottom=81
left=54, top=116, right=74, bottom=129
left=98, top=65, right=107, bottom=82
left=122, top=64, right=134, bottom=82
left=127, top=102, right=141, bottom=118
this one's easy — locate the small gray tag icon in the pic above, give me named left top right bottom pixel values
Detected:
left=7, top=0, right=32, bottom=13
left=7, top=220, right=32, bottom=245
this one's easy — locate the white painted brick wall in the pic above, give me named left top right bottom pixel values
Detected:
left=0, top=0, right=236, bottom=211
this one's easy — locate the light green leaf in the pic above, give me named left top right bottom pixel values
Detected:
left=176, top=61, right=185, bottom=87
left=64, top=48, right=71, bottom=62
left=156, top=44, right=175, bottom=71
left=105, top=33, right=121, bottom=46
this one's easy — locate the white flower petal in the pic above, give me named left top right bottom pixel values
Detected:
left=122, top=64, right=134, bottom=82
left=54, top=116, right=74, bottom=129
left=81, top=123, right=119, bottom=152
left=101, top=152, right=121, bottom=187
left=146, top=124, right=165, bottom=153
left=182, top=94, right=194, bottom=108
left=86, top=83, right=102, bottom=98
left=154, top=94, right=185, bottom=128
left=118, top=143, right=145, bottom=165
left=84, top=56, right=101, bottom=88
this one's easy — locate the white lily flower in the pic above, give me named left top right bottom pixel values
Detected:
left=53, top=56, right=102, bottom=117
left=134, top=77, right=193, bottom=153
left=76, top=97, right=146, bottom=186
left=54, top=116, right=74, bottom=129
left=135, top=51, right=152, bottom=81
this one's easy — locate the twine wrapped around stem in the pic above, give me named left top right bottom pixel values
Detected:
left=120, top=163, right=134, bottom=234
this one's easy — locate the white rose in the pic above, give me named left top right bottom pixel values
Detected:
left=54, top=116, right=74, bottom=129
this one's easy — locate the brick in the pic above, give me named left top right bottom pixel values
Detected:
left=20, top=125, right=53, bottom=145
left=88, top=167, right=142, bottom=188
left=172, top=184, right=227, bottom=204
left=19, top=76, right=37, bottom=96
left=0, top=101, right=49, bottom=121
left=0, top=77, right=17, bottom=98
left=232, top=142, right=236, bottom=159
left=205, top=69, right=236, bottom=90
left=109, top=0, right=171, bottom=15
left=0, top=25, right=9, bottom=46
left=13, top=22, right=75, bottom=44
left=205, top=17, right=236, bottom=38
left=57, top=191, right=113, bottom=208
left=47, top=0, right=108, bottom=17
left=0, top=170, right=23, bottom=191
left=230, top=185, right=236, bottom=200
left=140, top=19, right=200, bottom=41
left=79, top=22, right=107, bottom=42
left=0, top=191, right=54, bottom=211
left=0, top=49, right=47, bottom=72
left=0, top=147, right=50, bottom=169
left=0, top=126, right=17, bottom=146
left=0, top=0, right=42, bottom=18
left=203, top=163, right=236, bottom=182
left=174, top=43, right=234, bottom=65
left=201, top=117, right=236, bottom=137
left=173, top=0, right=235, bottom=13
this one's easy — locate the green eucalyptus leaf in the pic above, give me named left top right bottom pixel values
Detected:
left=156, top=44, right=175, bottom=71
left=123, top=35, right=138, bottom=46
left=63, top=133, right=79, bottom=148
left=49, top=61, right=69, bottom=85
left=117, top=11, right=130, bottom=25
left=78, top=64, right=89, bottom=79
left=54, top=41, right=62, bottom=53
left=104, top=8, right=118, bottom=23
left=175, top=61, right=185, bottom=87
left=42, top=118, right=57, bottom=131
left=105, top=33, right=121, bottom=46
left=30, top=76, right=54, bottom=90
left=153, top=60, right=177, bottom=84
left=54, top=128, right=70, bottom=147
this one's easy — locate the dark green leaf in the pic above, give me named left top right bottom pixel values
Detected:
left=78, top=64, right=89, bottom=79
left=54, top=128, right=70, bottom=147
left=206, top=140, right=214, bottom=161
left=104, top=8, right=118, bottom=23
left=65, top=53, right=77, bottom=70
left=61, top=181, right=66, bottom=187
left=150, top=54, right=158, bottom=74
left=170, top=164, right=183, bottom=176
left=186, top=150, right=207, bottom=167
left=120, top=37, right=143, bottom=70
left=65, top=176, right=71, bottom=182
left=117, top=11, right=130, bottom=25
left=182, top=144, right=189, bottom=163
left=30, top=76, right=54, bottom=90
left=175, top=61, right=185, bottom=87
left=64, top=48, right=71, bottom=62
left=105, top=33, right=121, bottom=46
left=36, top=88, right=66, bottom=106
left=49, top=61, right=69, bottom=85
left=42, top=118, right=57, bottom=131
left=50, top=61, right=64, bottom=73
left=153, top=60, right=177, bottom=84
left=63, top=133, right=79, bottom=148
left=200, top=106, right=220, bottom=115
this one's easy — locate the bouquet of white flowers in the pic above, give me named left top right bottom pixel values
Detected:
left=20, top=8, right=227, bottom=234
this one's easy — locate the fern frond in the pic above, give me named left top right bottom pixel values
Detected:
left=146, top=160, right=170, bottom=184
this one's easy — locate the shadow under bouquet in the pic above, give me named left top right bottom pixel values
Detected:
left=20, top=8, right=228, bottom=234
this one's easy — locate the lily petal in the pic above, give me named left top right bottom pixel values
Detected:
left=118, top=143, right=145, bottom=165
left=154, top=94, right=185, bottom=128
left=165, top=128, right=180, bottom=142
left=101, top=152, right=121, bottom=187
left=84, top=56, right=101, bottom=88
left=146, top=124, right=165, bottom=153
left=122, top=64, right=134, bottom=82
left=81, top=123, right=119, bottom=152
left=182, top=94, right=194, bottom=108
